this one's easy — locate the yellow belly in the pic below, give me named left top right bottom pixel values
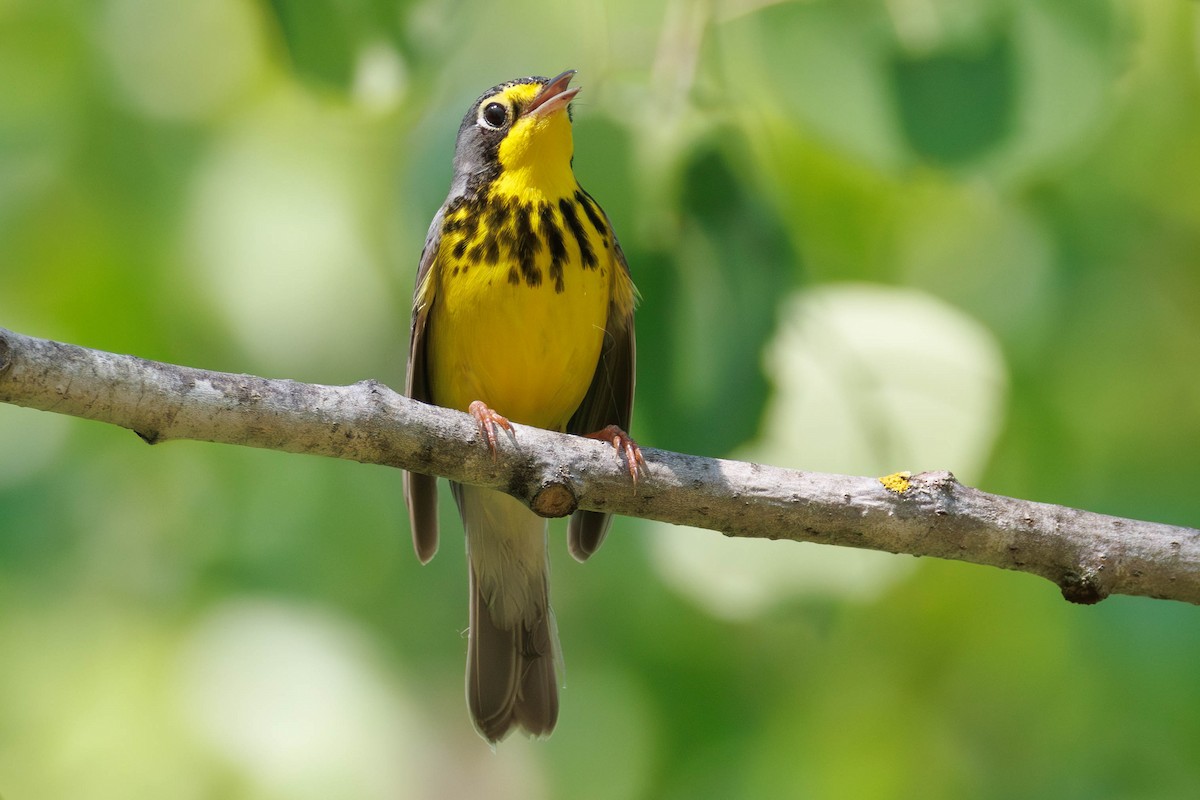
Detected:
left=428, top=256, right=610, bottom=431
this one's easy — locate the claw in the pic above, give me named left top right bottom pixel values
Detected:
left=584, top=424, right=645, bottom=483
left=469, top=400, right=514, bottom=460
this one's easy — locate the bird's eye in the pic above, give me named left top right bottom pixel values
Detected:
left=480, top=102, right=508, bottom=129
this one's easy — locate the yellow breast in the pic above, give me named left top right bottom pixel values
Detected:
left=426, top=187, right=618, bottom=431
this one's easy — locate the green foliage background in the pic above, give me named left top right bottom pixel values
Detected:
left=2, top=0, right=1199, bottom=797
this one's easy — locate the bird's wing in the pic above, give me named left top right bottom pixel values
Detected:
left=566, top=234, right=636, bottom=562
left=403, top=205, right=446, bottom=564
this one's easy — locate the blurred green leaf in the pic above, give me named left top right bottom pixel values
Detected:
left=264, top=0, right=359, bottom=88
left=263, top=0, right=413, bottom=91
left=890, top=29, right=1016, bottom=165
left=637, top=138, right=796, bottom=454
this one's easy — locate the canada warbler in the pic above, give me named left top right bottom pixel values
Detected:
left=403, top=70, right=641, bottom=742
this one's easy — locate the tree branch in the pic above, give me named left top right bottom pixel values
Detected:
left=1, top=326, right=1197, bottom=606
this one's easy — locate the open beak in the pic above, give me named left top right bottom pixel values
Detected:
left=523, top=70, right=579, bottom=119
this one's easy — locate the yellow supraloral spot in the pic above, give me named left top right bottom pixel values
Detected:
left=879, top=471, right=912, bottom=494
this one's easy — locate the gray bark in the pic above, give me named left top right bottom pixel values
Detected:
left=2, top=326, right=1197, bottom=605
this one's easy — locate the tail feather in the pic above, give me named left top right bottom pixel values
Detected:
left=467, top=562, right=559, bottom=741
left=457, top=483, right=560, bottom=742
left=513, top=601, right=558, bottom=736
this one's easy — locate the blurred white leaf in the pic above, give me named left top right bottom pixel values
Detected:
left=652, top=283, right=1008, bottom=616
left=176, top=599, right=422, bottom=799
left=185, top=95, right=392, bottom=375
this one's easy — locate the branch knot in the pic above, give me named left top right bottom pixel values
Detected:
left=530, top=481, right=578, bottom=518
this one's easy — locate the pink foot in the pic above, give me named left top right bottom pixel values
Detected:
left=584, top=424, right=645, bottom=482
left=469, top=400, right=514, bottom=460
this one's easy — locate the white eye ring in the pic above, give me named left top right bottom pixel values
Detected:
left=478, top=101, right=509, bottom=130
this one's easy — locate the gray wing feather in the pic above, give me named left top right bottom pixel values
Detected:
left=566, top=238, right=636, bottom=562
left=403, top=205, right=446, bottom=564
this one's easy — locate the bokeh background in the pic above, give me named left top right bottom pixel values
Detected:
left=2, top=0, right=1200, bottom=797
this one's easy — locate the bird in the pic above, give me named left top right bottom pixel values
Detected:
left=402, top=70, right=641, bottom=742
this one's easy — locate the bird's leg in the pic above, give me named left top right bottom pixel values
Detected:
left=469, top=400, right=514, bottom=461
left=583, top=425, right=645, bottom=482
